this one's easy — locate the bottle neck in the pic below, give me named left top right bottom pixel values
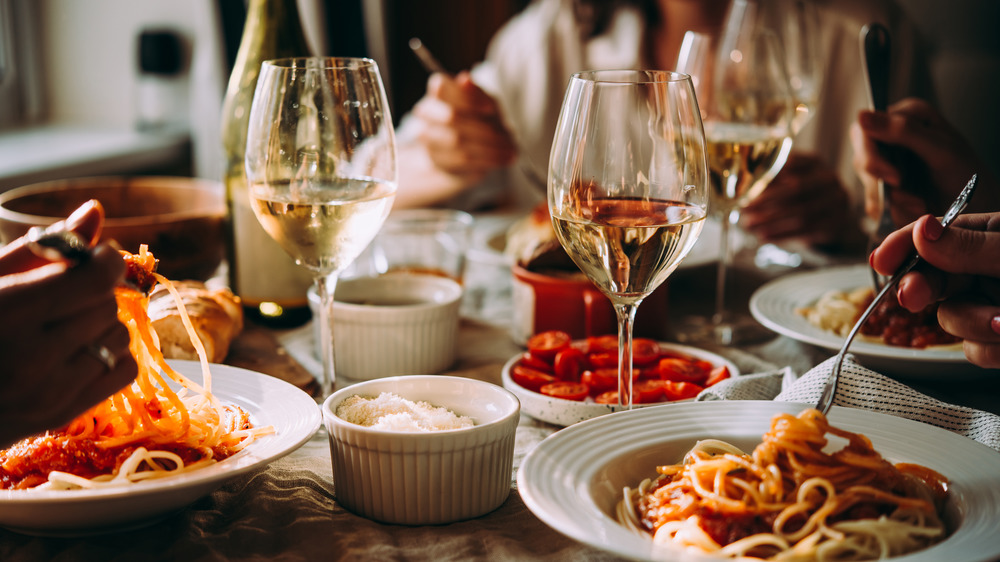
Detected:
left=240, top=0, right=312, bottom=61
left=222, top=0, right=313, bottom=161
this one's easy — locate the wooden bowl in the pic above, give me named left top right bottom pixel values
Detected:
left=0, top=176, right=226, bottom=281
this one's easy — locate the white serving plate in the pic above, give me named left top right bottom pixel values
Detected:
left=518, top=400, right=1000, bottom=562
left=501, top=342, right=740, bottom=426
left=0, top=361, right=321, bottom=536
left=749, top=264, right=991, bottom=378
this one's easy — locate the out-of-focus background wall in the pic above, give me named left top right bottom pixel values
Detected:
left=0, top=0, right=526, bottom=190
left=1, top=0, right=997, bottom=192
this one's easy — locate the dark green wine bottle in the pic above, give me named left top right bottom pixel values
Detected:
left=220, top=0, right=315, bottom=328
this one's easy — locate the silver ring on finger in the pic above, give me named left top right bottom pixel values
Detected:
left=84, top=344, right=117, bottom=372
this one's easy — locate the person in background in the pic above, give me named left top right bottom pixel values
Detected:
left=394, top=0, right=917, bottom=254
left=857, top=99, right=1000, bottom=369
left=0, top=201, right=138, bottom=448
left=853, top=97, right=1000, bottom=225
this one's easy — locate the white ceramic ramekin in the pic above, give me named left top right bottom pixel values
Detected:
left=310, top=273, right=463, bottom=381
left=323, top=375, right=520, bottom=525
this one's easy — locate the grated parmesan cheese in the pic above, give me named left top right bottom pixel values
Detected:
left=335, top=392, right=475, bottom=432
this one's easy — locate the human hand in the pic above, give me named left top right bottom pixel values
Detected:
left=851, top=98, right=985, bottom=226
left=410, top=70, right=517, bottom=186
left=0, top=201, right=138, bottom=448
left=740, top=152, right=855, bottom=248
left=871, top=212, right=1000, bottom=368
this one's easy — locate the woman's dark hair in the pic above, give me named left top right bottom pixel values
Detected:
left=574, top=0, right=658, bottom=38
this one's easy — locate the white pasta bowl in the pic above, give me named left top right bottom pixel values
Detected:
left=517, top=401, right=1000, bottom=562
left=322, top=375, right=520, bottom=525
left=310, top=273, right=463, bottom=381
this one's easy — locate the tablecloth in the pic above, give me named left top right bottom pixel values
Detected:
left=4, top=214, right=999, bottom=561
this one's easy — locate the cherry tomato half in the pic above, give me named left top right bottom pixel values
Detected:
left=540, top=382, right=589, bottom=401
left=553, top=347, right=588, bottom=382
left=511, top=365, right=557, bottom=392
left=705, top=365, right=731, bottom=387
left=585, top=334, right=619, bottom=354
left=518, top=352, right=554, bottom=373
left=594, top=391, right=619, bottom=404
left=638, top=366, right=661, bottom=380
left=587, top=351, right=618, bottom=369
left=631, top=380, right=666, bottom=403
left=527, top=330, right=572, bottom=361
left=581, top=368, right=618, bottom=396
left=582, top=368, right=637, bottom=396
left=658, top=357, right=709, bottom=385
left=631, top=338, right=661, bottom=366
left=662, top=380, right=704, bottom=401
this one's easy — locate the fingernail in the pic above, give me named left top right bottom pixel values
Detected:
left=868, top=250, right=876, bottom=268
left=895, top=276, right=909, bottom=309
left=895, top=281, right=919, bottom=311
left=992, top=316, right=1000, bottom=335
left=63, top=200, right=97, bottom=228
left=921, top=215, right=944, bottom=241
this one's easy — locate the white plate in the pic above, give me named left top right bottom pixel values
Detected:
left=518, top=400, right=1000, bottom=562
left=748, top=264, right=985, bottom=378
left=0, top=361, right=321, bottom=536
left=501, top=342, right=740, bottom=426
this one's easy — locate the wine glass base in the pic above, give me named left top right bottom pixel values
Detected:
left=672, top=313, right=776, bottom=346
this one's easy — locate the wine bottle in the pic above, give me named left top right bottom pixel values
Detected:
left=220, top=0, right=315, bottom=327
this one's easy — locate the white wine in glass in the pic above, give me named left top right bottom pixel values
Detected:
left=549, top=70, right=709, bottom=408
left=752, top=0, right=825, bottom=269
left=245, top=57, right=397, bottom=399
left=674, top=1, right=796, bottom=345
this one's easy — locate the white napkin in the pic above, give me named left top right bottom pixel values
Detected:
left=698, top=354, right=1000, bottom=452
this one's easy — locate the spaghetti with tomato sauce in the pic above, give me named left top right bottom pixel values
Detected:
left=617, top=409, right=949, bottom=560
left=0, top=246, right=270, bottom=491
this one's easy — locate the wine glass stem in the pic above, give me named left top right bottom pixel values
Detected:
left=614, top=303, right=639, bottom=409
left=314, top=273, right=339, bottom=401
left=713, top=208, right=737, bottom=323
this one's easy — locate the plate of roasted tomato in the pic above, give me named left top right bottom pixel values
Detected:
left=501, top=330, right=740, bottom=426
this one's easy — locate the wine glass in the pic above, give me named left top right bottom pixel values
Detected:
left=245, top=57, right=397, bottom=399
left=753, top=0, right=825, bottom=268
left=548, top=70, right=709, bottom=408
left=762, top=0, right=824, bottom=135
left=674, top=0, right=796, bottom=345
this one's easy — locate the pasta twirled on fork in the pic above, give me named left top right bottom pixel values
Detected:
left=0, top=246, right=272, bottom=490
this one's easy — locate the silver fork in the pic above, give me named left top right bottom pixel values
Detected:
left=861, top=23, right=893, bottom=292
left=25, top=227, right=93, bottom=265
left=816, top=174, right=978, bottom=415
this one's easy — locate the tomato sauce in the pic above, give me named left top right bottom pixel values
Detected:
left=860, top=292, right=960, bottom=348
left=695, top=507, right=777, bottom=547
left=0, top=432, right=206, bottom=490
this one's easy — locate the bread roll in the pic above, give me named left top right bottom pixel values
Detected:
left=148, top=281, right=244, bottom=364
left=505, top=202, right=579, bottom=272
